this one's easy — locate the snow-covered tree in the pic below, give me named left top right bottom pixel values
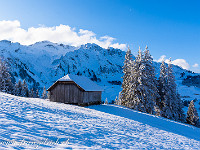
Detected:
left=128, top=46, right=158, bottom=114
left=114, top=96, right=118, bottom=105
left=118, top=92, right=122, bottom=105
left=42, top=86, right=47, bottom=99
left=120, top=47, right=133, bottom=106
left=14, top=80, right=23, bottom=96
left=35, top=89, right=40, bottom=98
left=140, top=46, right=159, bottom=114
left=0, top=58, right=13, bottom=94
left=158, top=60, right=169, bottom=114
left=162, top=59, right=185, bottom=121
left=114, top=92, right=122, bottom=105
left=186, top=100, right=200, bottom=127
left=47, top=91, right=51, bottom=99
left=176, top=93, right=185, bottom=122
left=30, top=88, right=35, bottom=98
left=114, top=95, right=122, bottom=105
left=104, top=98, right=108, bottom=104
left=126, top=47, right=142, bottom=109
left=21, top=80, right=29, bottom=97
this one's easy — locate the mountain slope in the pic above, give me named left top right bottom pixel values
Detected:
left=0, top=92, right=200, bottom=149
left=0, top=40, right=76, bottom=88
left=0, top=40, right=198, bottom=99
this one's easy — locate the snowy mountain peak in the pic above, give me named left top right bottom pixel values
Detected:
left=29, top=41, right=76, bottom=55
left=80, top=43, right=102, bottom=50
left=0, top=40, right=12, bottom=44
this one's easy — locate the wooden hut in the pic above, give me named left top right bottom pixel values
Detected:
left=47, top=74, right=103, bottom=106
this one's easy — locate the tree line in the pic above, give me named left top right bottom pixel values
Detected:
left=115, top=46, right=199, bottom=127
left=0, top=57, right=48, bottom=99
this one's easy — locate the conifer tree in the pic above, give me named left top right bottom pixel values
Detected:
left=30, top=88, right=34, bottom=97
left=118, top=92, right=122, bottom=105
left=128, top=46, right=158, bottom=114
left=121, top=47, right=133, bottom=106
left=176, top=93, right=185, bottom=122
left=126, top=47, right=142, bottom=109
left=114, top=96, right=118, bottom=105
left=158, top=60, right=169, bottom=115
left=114, top=96, right=122, bottom=105
left=162, top=59, right=185, bottom=121
left=35, top=89, right=40, bottom=98
left=186, top=100, right=200, bottom=127
left=21, top=79, right=29, bottom=97
left=168, top=59, right=184, bottom=121
left=42, top=86, right=47, bottom=99
left=0, top=58, right=13, bottom=94
left=14, top=80, right=23, bottom=96
left=140, top=46, right=159, bottom=114
left=104, top=98, right=108, bottom=104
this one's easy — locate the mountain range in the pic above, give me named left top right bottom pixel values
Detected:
left=0, top=40, right=199, bottom=104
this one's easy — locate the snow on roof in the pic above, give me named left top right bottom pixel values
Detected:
left=58, top=74, right=104, bottom=91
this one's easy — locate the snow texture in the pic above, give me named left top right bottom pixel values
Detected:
left=58, top=74, right=103, bottom=91
left=0, top=92, right=200, bottom=149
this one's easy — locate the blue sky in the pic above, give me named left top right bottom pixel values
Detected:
left=0, top=0, right=199, bottom=72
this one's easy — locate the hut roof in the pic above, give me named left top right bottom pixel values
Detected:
left=48, top=74, right=104, bottom=92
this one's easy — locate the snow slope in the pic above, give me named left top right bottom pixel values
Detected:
left=0, top=92, right=200, bottom=149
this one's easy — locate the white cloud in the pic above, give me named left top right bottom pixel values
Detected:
left=172, top=59, right=190, bottom=70
left=156, top=55, right=190, bottom=70
left=156, top=55, right=166, bottom=62
left=110, top=43, right=127, bottom=50
left=0, top=20, right=126, bottom=50
left=192, top=63, right=199, bottom=68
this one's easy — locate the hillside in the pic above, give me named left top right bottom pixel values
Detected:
left=0, top=40, right=198, bottom=103
left=0, top=92, right=200, bottom=149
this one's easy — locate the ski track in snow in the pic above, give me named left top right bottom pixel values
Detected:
left=0, top=92, right=200, bottom=149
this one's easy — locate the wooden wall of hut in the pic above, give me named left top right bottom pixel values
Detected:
left=49, top=83, right=101, bottom=105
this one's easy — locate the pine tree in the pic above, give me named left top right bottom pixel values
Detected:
left=120, top=47, right=133, bottom=106
left=14, top=80, right=23, bottom=96
left=21, top=80, right=29, bottom=97
left=35, top=89, right=40, bottom=98
left=162, top=59, right=185, bottom=121
left=186, top=100, right=200, bottom=127
left=118, top=92, right=122, bottom=105
left=104, top=98, right=108, bottom=104
left=42, top=86, right=47, bottom=99
left=140, top=46, right=159, bottom=114
left=114, top=96, right=118, bottom=105
left=30, top=88, right=35, bottom=97
left=158, top=60, right=169, bottom=115
left=0, top=58, right=13, bottom=94
left=128, top=46, right=158, bottom=114
left=176, top=93, right=185, bottom=122
left=114, top=96, right=122, bottom=105
left=126, top=47, right=142, bottom=109
left=168, top=58, right=184, bottom=121
left=47, top=91, right=51, bottom=99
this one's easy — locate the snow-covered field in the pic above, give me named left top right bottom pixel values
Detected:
left=0, top=92, right=200, bottom=149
